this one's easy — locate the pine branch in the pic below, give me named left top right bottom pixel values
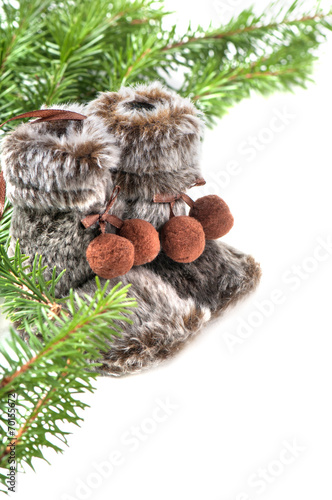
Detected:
left=0, top=0, right=331, bottom=489
left=161, top=3, right=332, bottom=124
left=0, top=242, right=66, bottom=329
left=0, top=0, right=331, bottom=128
left=0, top=201, right=12, bottom=246
left=161, top=11, right=329, bottom=51
left=0, top=242, right=136, bottom=491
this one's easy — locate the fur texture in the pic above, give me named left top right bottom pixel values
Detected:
left=9, top=208, right=99, bottom=295
left=1, top=82, right=261, bottom=376
left=74, top=268, right=212, bottom=376
left=1, top=103, right=119, bottom=213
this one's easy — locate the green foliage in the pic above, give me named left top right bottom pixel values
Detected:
left=0, top=0, right=331, bottom=490
left=177, top=2, right=332, bottom=124
left=0, top=241, right=67, bottom=329
left=0, top=241, right=136, bottom=492
left=0, top=201, right=12, bottom=245
left=0, top=0, right=331, bottom=128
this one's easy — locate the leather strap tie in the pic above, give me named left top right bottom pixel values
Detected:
left=81, top=186, right=123, bottom=233
left=153, top=180, right=206, bottom=217
left=0, top=109, right=87, bottom=128
left=190, top=177, right=206, bottom=188
left=153, top=192, right=195, bottom=207
left=153, top=176, right=205, bottom=215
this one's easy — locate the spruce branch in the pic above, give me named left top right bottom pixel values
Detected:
left=0, top=0, right=330, bottom=128
left=0, top=242, right=66, bottom=329
left=0, top=201, right=12, bottom=246
left=161, top=3, right=332, bottom=124
left=0, top=242, right=136, bottom=491
left=161, top=11, right=330, bottom=51
left=0, top=0, right=331, bottom=489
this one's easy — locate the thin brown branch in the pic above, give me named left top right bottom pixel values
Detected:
left=192, top=67, right=297, bottom=100
left=8, top=271, right=62, bottom=320
left=0, top=34, right=17, bottom=71
left=131, top=18, right=150, bottom=25
left=124, top=48, right=152, bottom=79
left=0, top=360, right=70, bottom=463
left=161, top=12, right=327, bottom=52
left=0, top=353, right=39, bottom=389
left=229, top=67, right=297, bottom=80
left=0, top=302, right=118, bottom=460
left=107, top=9, right=159, bottom=27
left=0, top=302, right=110, bottom=390
left=0, top=13, right=30, bottom=72
left=0, top=329, right=71, bottom=390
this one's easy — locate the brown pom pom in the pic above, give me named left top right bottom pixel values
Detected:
left=86, top=233, right=134, bottom=279
left=189, top=195, right=234, bottom=240
left=118, top=219, right=160, bottom=266
left=161, top=216, right=205, bottom=263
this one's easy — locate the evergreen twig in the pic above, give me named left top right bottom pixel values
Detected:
left=0, top=0, right=330, bottom=127
left=0, top=242, right=136, bottom=492
left=0, top=0, right=331, bottom=490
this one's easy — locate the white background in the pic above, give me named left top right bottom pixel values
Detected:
left=1, top=1, right=332, bottom=499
